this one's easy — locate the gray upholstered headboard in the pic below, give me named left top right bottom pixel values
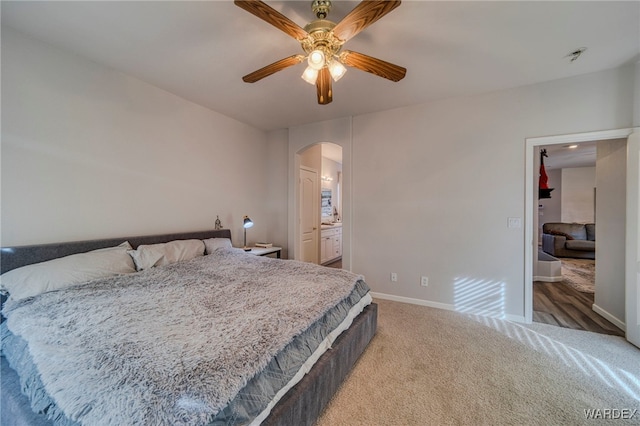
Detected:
left=1, top=229, right=232, bottom=274
left=0, top=229, right=232, bottom=319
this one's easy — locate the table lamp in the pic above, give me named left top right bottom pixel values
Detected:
left=243, top=215, right=253, bottom=251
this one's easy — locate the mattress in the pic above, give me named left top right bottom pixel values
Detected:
left=1, top=249, right=371, bottom=425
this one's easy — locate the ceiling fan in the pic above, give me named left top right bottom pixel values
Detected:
left=235, top=0, right=406, bottom=105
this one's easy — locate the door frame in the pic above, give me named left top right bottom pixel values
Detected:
left=625, top=131, right=640, bottom=348
left=524, top=128, right=639, bottom=325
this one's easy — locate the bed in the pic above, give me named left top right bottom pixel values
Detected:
left=0, top=229, right=377, bottom=425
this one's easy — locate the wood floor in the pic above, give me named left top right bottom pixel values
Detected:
left=533, top=280, right=624, bottom=336
left=324, top=258, right=342, bottom=269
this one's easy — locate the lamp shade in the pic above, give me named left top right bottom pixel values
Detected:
left=328, top=60, right=347, bottom=82
left=307, top=50, right=325, bottom=70
left=301, top=66, right=319, bottom=85
left=243, top=216, right=254, bottom=228
left=243, top=215, right=253, bottom=250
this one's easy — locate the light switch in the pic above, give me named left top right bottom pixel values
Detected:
left=508, top=217, right=522, bottom=228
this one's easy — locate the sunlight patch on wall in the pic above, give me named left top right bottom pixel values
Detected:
left=454, top=277, right=506, bottom=319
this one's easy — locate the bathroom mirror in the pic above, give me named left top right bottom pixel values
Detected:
left=321, top=189, right=332, bottom=218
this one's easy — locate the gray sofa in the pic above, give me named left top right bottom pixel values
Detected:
left=542, top=222, right=595, bottom=259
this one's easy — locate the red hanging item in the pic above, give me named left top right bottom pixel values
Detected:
left=539, top=149, right=554, bottom=199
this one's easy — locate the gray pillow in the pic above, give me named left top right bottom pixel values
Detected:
left=128, top=239, right=205, bottom=271
left=203, top=237, right=232, bottom=255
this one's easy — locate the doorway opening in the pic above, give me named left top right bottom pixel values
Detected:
left=533, top=141, right=623, bottom=336
left=296, top=142, right=343, bottom=267
left=525, top=129, right=637, bottom=342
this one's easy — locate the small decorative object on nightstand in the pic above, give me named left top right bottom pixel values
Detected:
left=214, top=215, right=222, bottom=230
left=243, top=215, right=254, bottom=251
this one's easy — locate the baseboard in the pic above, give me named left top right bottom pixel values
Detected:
left=591, top=303, right=626, bottom=331
left=370, top=292, right=526, bottom=323
left=533, top=275, right=563, bottom=282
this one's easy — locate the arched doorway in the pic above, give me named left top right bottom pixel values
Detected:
left=287, top=117, right=353, bottom=270
left=296, top=142, right=343, bottom=265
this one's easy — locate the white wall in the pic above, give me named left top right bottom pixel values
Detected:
left=291, top=65, right=635, bottom=321
left=561, top=167, right=596, bottom=223
left=265, top=129, right=289, bottom=256
left=299, top=144, right=322, bottom=172
left=1, top=28, right=272, bottom=247
left=594, top=139, right=627, bottom=326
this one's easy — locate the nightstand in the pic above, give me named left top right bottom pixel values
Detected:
left=247, top=247, right=282, bottom=258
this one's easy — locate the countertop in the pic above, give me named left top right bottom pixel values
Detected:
left=321, top=222, right=343, bottom=230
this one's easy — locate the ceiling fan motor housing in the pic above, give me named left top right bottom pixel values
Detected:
left=312, top=0, right=332, bottom=19
left=302, top=19, right=343, bottom=63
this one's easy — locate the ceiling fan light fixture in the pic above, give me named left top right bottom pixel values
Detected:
left=301, top=66, right=319, bottom=85
left=328, top=59, right=347, bottom=82
left=308, top=49, right=326, bottom=70
left=236, top=0, right=406, bottom=105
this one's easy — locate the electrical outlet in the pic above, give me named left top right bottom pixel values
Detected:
left=421, top=276, right=428, bottom=287
left=391, top=272, right=398, bottom=282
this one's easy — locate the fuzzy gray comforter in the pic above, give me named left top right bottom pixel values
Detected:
left=2, top=248, right=364, bottom=426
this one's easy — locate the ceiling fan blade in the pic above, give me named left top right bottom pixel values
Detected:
left=316, top=67, right=333, bottom=105
left=235, top=0, right=309, bottom=40
left=340, top=50, right=406, bottom=82
left=332, top=0, right=401, bottom=42
left=242, top=54, right=305, bottom=83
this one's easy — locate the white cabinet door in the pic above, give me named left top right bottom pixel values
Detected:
left=320, top=234, right=333, bottom=264
left=320, top=236, right=327, bottom=264
left=334, top=228, right=342, bottom=258
left=320, top=227, right=342, bottom=264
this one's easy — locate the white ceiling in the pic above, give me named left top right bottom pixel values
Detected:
left=541, top=141, right=597, bottom=170
left=2, top=1, right=639, bottom=132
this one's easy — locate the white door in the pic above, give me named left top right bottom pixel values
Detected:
left=299, top=166, right=319, bottom=264
left=626, top=131, right=640, bottom=348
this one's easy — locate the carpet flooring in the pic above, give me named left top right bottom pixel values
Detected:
left=561, top=258, right=595, bottom=293
left=316, top=299, right=640, bottom=425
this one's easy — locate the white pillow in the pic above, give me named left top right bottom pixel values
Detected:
left=128, top=239, right=205, bottom=271
left=203, top=238, right=232, bottom=254
left=0, top=242, right=136, bottom=301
